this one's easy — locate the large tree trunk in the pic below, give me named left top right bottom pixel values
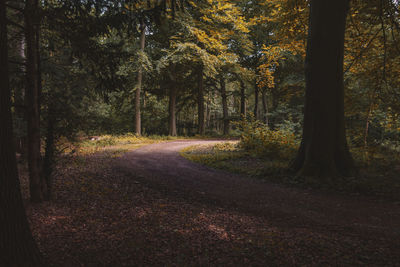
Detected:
left=135, top=19, right=146, bottom=136
left=240, top=79, right=246, bottom=116
left=220, top=77, right=229, bottom=135
left=290, top=0, right=355, bottom=178
left=197, top=65, right=205, bottom=135
left=254, top=79, right=259, bottom=119
left=169, top=87, right=177, bottom=136
left=25, top=0, right=44, bottom=202
left=0, top=1, right=44, bottom=264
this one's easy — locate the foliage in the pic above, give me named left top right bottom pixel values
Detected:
left=181, top=143, right=243, bottom=167
left=261, top=0, right=308, bottom=56
left=5, top=0, right=400, bottom=191
left=235, top=114, right=299, bottom=159
left=84, top=133, right=177, bottom=147
left=257, top=45, right=284, bottom=89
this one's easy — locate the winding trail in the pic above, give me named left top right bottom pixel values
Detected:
left=116, top=140, right=400, bottom=260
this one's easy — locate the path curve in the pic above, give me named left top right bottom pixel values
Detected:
left=116, top=140, right=400, bottom=246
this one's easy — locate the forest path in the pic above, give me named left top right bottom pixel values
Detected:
left=117, top=140, right=400, bottom=241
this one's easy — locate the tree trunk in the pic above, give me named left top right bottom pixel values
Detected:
left=0, top=2, right=44, bottom=264
left=290, top=0, right=355, bottom=178
left=43, top=102, right=56, bottom=201
left=15, top=34, right=27, bottom=158
left=254, top=79, right=259, bottom=119
left=25, top=0, right=44, bottom=202
left=36, top=19, right=42, bottom=117
left=240, top=79, right=246, bottom=116
left=220, top=77, right=229, bottom=135
left=197, top=65, right=205, bottom=135
left=169, top=87, right=177, bottom=136
left=206, top=102, right=211, bottom=128
left=261, top=89, right=268, bottom=126
left=269, top=87, right=279, bottom=129
left=135, top=19, right=146, bottom=136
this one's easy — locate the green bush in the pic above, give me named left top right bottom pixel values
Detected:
left=235, top=115, right=299, bottom=159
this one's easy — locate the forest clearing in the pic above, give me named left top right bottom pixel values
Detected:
left=1, top=0, right=400, bottom=266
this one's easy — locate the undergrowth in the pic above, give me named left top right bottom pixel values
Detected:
left=59, top=133, right=181, bottom=156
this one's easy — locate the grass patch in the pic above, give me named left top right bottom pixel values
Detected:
left=73, top=134, right=181, bottom=156
left=181, top=142, right=400, bottom=201
left=181, top=142, right=243, bottom=165
left=180, top=142, right=286, bottom=177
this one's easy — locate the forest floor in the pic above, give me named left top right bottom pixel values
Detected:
left=22, top=139, right=400, bottom=266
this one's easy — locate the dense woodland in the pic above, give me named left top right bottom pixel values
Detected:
left=1, top=0, right=400, bottom=265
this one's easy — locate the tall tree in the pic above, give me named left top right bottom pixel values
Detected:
left=164, top=0, right=252, bottom=135
left=239, top=79, right=246, bottom=116
left=167, top=66, right=178, bottom=136
left=197, top=64, right=205, bottom=135
left=290, top=0, right=355, bottom=178
left=219, top=76, right=229, bottom=135
left=261, top=88, right=269, bottom=125
left=254, top=79, right=259, bottom=119
left=169, top=85, right=178, bottom=136
left=25, top=0, right=46, bottom=202
left=135, top=18, right=146, bottom=135
left=0, top=0, right=44, bottom=264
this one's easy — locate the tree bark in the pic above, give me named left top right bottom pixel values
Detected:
left=240, top=79, right=246, bottom=116
left=261, top=89, right=269, bottom=126
left=220, top=77, right=229, bottom=135
left=135, top=19, right=146, bottom=136
left=15, top=34, right=27, bottom=158
left=0, top=1, right=44, bottom=264
left=43, top=102, right=56, bottom=201
left=269, top=87, right=279, bottom=129
left=169, top=87, right=177, bottom=136
left=36, top=18, right=42, bottom=117
left=254, top=79, right=259, bottom=119
left=206, top=102, right=211, bottom=128
left=197, top=65, right=205, bottom=135
left=25, top=0, right=44, bottom=202
left=290, top=0, right=355, bottom=178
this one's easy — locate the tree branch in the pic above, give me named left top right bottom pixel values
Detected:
left=344, top=29, right=382, bottom=75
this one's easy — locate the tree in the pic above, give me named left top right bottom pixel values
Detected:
left=0, top=0, right=44, bottom=264
left=158, top=0, right=252, bottom=136
left=135, top=18, right=146, bottom=135
left=169, top=82, right=178, bottom=136
left=219, top=76, right=229, bottom=135
left=290, top=0, right=355, bottom=178
left=25, top=0, right=47, bottom=202
left=197, top=64, right=205, bottom=135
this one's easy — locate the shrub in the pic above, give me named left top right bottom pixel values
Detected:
left=235, top=114, right=299, bottom=159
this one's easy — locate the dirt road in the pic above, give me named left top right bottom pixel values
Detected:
left=115, top=140, right=400, bottom=265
